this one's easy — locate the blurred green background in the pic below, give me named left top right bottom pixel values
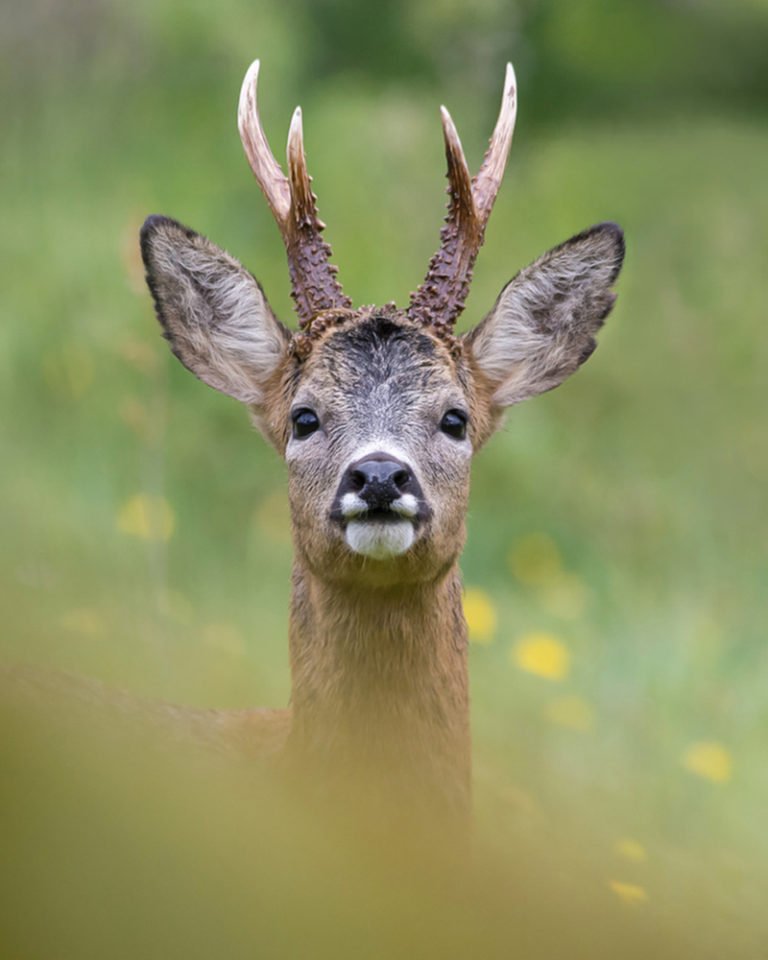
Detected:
left=2, top=0, right=768, bottom=955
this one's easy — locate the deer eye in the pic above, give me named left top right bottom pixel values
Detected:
left=440, top=409, right=468, bottom=440
left=291, top=408, right=320, bottom=439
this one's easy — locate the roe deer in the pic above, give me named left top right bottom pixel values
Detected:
left=137, top=59, right=625, bottom=823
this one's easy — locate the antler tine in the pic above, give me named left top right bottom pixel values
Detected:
left=238, top=60, right=291, bottom=225
left=287, top=107, right=326, bottom=231
left=407, top=64, right=518, bottom=333
left=473, top=62, right=517, bottom=221
left=238, top=59, right=350, bottom=328
left=440, top=106, right=478, bottom=233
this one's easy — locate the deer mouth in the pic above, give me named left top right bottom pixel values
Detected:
left=330, top=491, right=427, bottom=526
left=330, top=493, right=428, bottom=559
left=356, top=507, right=404, bottom=524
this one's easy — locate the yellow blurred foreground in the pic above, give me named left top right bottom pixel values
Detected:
left=0, top=672, right=759, bottom=960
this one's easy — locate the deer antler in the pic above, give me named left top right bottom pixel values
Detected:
left=407, top=64, right=517, bottom=334
left=238, top=60, right=351, bottom=327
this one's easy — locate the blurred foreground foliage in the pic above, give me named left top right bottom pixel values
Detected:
left=1, top=0, right=767, bottom=955
left=0, top=687, right=761, bottom=959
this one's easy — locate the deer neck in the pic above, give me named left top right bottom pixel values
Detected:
left=285, top=561, right=471, bottom=818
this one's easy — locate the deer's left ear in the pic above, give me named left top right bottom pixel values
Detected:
left=140, top=215, right=291, bottom=405
left=465, top=222, right=624, bottom=407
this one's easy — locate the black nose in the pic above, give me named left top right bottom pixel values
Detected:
left=345, top=455, right=415, bottom=508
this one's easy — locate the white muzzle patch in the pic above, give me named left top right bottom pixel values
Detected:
left=345, top=519, right=415, bottom=560
left=340, top=492, right=418, bottom=559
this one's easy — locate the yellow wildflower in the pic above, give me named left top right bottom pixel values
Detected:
left=682, top=741, right=732, bottom=784
left=609, top=881, right=648, bottom=905
left=464, top=588, right=497, bottom=644
left=511, top=632, right=570, bottom=680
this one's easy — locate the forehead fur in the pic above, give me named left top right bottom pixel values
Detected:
left=301, top=307, right=463, bottom=393
left=264, top=306, right=489, bottom=452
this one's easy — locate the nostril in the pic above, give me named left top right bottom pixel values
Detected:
left=343, top=456, right=417, bottom=504
left=350, top=470, right=367, bottom=492
left=392, top=469, right=410, bottom=491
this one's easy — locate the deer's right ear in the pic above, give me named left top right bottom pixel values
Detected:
left=140, top=215, right=290, bottom=404
left=465, top=223, right=624, bottom=409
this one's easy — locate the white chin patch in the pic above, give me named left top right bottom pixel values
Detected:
left=345, top=520, right=415, bottom=560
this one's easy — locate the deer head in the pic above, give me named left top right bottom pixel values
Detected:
left=141, top=60, right=624, bottom=590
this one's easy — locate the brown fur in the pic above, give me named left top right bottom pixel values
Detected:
left=285, top=566, right=471, bottom=821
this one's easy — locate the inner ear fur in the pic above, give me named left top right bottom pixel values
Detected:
left=140, top=215, right=290, bottom=404
left=465, top=222, right=625, bottom=407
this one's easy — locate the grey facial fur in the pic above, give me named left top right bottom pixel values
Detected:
left=286, top=313, right=473, bottom=564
